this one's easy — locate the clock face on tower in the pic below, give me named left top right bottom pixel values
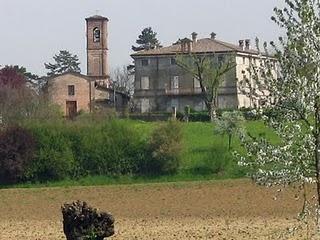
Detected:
left=93, top=28, right=101, bottom=43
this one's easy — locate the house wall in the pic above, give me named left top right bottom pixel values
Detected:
left=235, top=54, right=264, bottom=108
left=133, top=53, right=238, bottom=113
left=48, top=74, right=93, bottom=115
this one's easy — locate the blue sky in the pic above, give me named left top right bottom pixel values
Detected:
left=0, top=0, right=284, bottom=76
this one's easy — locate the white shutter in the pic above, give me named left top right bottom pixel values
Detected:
left=194, top=78, right=201, bottom=88
left=141, top=76, right=150, bottom=90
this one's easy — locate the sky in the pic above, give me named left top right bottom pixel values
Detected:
left=0, top=0, right=285, bottom=76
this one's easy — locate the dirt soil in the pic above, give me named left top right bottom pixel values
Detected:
left=0, top=179, right=318, bottom=240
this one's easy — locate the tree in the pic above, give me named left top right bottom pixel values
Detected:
left=238, top=0, right=320, bottom=227
left=215, top=111, right=244, bottom=151
left=110, top=66, right=134, bottom=96
left=0, top=126, right=36, bottom=184
left=0, top=65, right=26, bottom=88
left=0, top=66, right=62, bottom=126
left=176, top=54, right=236, bottom=121
left=44, top=50, right=81, bottom=77
left=132, top=27, right=162, bottom=52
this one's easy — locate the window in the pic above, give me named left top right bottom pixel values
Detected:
left=171, top=99, right=179, bottom=108
left=141, top=98, right=150, bottom=113
left=170, top=57, right=176, bottom=65
left=194, top=78, right=201, bottom=88
left=141, top=59, right=149, bottom=66
left=68, top=85, right=75, bottom=96
left=93, top=28, right=101, bottom=43
left=141, top=76, right=150, bottom=89
left=218, top=55, right=224, bottom=64
left=242, top=57, right=246, bottom=65
left=171, top=76, right=179, bottom=89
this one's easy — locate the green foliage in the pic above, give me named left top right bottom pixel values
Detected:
left=0, top=118, right=278, bottom=187
left=8, top=65, right=41, bottom=87
left=77, top=120, right=146, bottom=176
left=143, top=120, right=183, bottom=175
left=0, top=126, right=36, bottom=184
left=44, top=50, right=81, bottom=77
left=132, top=27, right=162, bottom=51
left=25, top=125, right=76, bottom=182
left=215, top=111, right=245, bottom=150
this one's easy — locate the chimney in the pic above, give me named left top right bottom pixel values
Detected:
left=192, top=32, right=198, bottom=43
left=245, top=39, right=251, bottom=50
left=239, top=40, right=244, bottom=50
left=210, top=32, right=216, bottom=40
left=180, top=38, right=193, bottom=53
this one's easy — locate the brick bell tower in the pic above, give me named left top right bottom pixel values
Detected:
left=86, top=15, right=109, bottom=77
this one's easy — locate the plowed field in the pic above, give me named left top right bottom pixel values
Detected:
left=0, top=180, right=317, bottom=239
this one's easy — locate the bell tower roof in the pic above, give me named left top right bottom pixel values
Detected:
left=85, top=15, right=109, bottom=21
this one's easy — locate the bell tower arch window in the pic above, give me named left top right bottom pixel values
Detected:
left=93, top=27, right=101, bottom=43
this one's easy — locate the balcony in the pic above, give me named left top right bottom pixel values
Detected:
left=164, top=88, right=203, bottom=96
left=134, top=86, right=237, bottom=98
left=134, top=88, right=203, bottom=97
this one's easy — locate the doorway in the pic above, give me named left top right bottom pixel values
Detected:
left=66, top=101, right=77, bottom=119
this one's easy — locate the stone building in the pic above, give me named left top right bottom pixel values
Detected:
left=131, top=33, right=270, bottom=113
left=46, top=15, right=128, bottom=118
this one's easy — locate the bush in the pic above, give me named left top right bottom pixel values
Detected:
left=25, top=126, right=76, bottom=182
left=77, top=120, right=146, bottom=176
left=0, top=126, right=36, bottom=184
left=142, top=120, right=183, bottom=175
left=189, top=111, right=210, bottom=122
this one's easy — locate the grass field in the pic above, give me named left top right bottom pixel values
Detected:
left=7, top=120, right=278, bottom=189
left=0, top=179, right=315, bottom=239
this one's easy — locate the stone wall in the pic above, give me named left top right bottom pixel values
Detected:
left=133, top=53, right=239, bottom=113
left=47, top=74, right=93, bottom=115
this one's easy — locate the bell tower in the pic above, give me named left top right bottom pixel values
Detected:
left=86, top=15, right=109, bottom=77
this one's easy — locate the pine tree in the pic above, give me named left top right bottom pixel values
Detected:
left=44, top=50, right=81, bottom=77
left=132, top=27, right=162, bottom=52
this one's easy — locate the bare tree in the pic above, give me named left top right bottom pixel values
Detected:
left=176, top=53, right=236, bottom=121
left=110, top=66, right=134, bottom=97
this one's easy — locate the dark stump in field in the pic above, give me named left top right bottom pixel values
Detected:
left=61, top=201, right=115, bottom=240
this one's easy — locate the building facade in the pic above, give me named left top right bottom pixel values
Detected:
left=131, top=33, right=268, bottom=113
left=47, top=15, right=128, bottom=118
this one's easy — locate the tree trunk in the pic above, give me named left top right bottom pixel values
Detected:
left=209, top=100, right=217, bottom=122
left=315, top=100, right=320, bottom=224
left=228, top=134, right=232, bottom=151
left=315, top=132, right=320, bottom=207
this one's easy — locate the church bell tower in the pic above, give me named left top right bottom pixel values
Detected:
left=86, top=15, right=109, bottom=77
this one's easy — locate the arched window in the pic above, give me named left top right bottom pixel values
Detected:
left=93, top=27, right=101, bottom=43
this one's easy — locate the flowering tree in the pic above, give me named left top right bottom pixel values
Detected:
left=239, top=0, right=320, bottom=224
left=215, top=111, right=245, bottom=151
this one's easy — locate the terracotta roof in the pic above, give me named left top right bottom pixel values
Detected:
left=131, top=38, right=259, bottom=57
left=46, top=72, right=93, bottom=82
left=85, top=15, right=109, bottom=21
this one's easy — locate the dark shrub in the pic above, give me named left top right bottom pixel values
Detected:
left=189, top=112, right=210, bottom=122
left=141, top=120, right=183, bottom=175
left=0, top=126, right=36, bottom=184
left=25, top=126, right=76, bottom=182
